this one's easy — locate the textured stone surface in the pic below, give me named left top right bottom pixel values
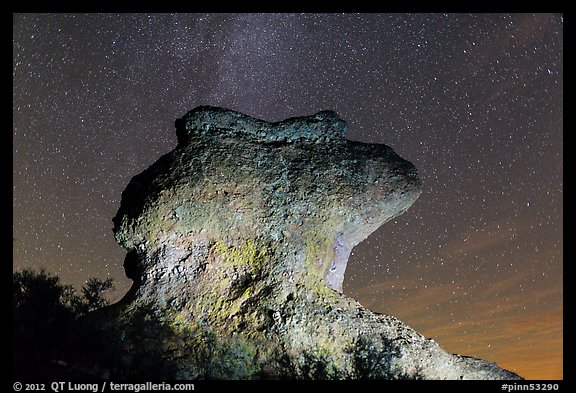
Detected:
left=99, top=106, right=522, bottom=380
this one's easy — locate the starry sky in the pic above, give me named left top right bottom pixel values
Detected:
left=13, top=13, right=563, bottom=379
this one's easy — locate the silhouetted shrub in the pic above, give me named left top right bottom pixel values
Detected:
left=13, top=268, right=114, bottom=378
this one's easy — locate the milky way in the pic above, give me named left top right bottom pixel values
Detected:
left=13, top=13, right=563, bottom=379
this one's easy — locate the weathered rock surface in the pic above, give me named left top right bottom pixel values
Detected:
left=98, top=106, right=521, bottom=380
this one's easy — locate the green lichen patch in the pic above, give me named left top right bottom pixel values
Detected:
left=211, top=238, right=269, bottom=275
left=157, top=306, right=263, bottom=379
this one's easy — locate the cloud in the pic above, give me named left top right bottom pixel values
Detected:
left=439, top=224, right=525, bottom=262
left=347, top=276, right=563, bottom=379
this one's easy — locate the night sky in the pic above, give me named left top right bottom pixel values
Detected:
left=13, top=13, right=563, bottom=379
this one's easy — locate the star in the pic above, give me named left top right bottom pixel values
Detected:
left=13, top=12, right=563, bottom=379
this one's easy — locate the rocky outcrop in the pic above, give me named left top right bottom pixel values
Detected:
left=100, top=106, right=521, bottom=380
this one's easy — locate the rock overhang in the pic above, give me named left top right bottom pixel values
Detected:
left=113, top=106, right=421, bottom=292
left=102, top=106, right=522, bottom=380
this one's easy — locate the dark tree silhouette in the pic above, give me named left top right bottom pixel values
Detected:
left=81, top=277, right=115, bottom=313
left=13, top=268, right=115, bottom=378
